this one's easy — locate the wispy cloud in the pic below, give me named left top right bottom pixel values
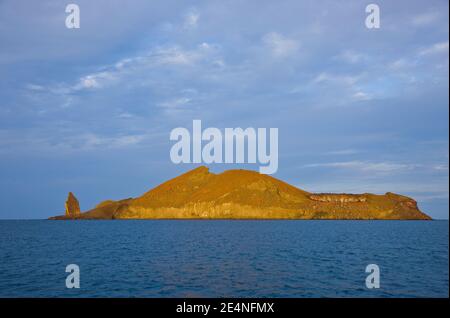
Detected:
left=158, top=97, right=191, bottom=109
left=335, top=50, right=367, bottom=64
left=325, top=149, right=361, bottom=156
left=411, top=11, right=441, bottom=26
left=302, top=161, right=420, bottom=173
left=183, top=9, right=200, bottom=29
left=388, top=58, right=416, bottom=70
left=312, top=72, right=360, bottom=86
left=262, top=32, right=299, bottom=58
left=0, top=129, right=160, bottom=155
left=25, top=42, right=222, bottom=106
left=25, top=84, right=45, bottom=91
left=352, top=91, right=372, bottom=101
left=418, top=41, right=449, bottom=56
left=75, top=71, right=117, bottom=90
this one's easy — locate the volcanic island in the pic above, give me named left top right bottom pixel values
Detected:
left=50, top=166, right=431, bottom=220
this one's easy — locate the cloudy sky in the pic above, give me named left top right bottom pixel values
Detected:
left=0, top=0, right=448, bottom=219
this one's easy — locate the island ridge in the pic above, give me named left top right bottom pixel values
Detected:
left=50, top=166, right=431, bottom=220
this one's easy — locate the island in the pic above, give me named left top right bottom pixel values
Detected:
left=50, top=166, right=431, bottom=220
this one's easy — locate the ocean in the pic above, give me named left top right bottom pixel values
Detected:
left=0, top=220, right=448, bottom=297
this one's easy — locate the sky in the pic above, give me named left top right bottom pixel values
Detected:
left=0, top=0, right=448, bottom=219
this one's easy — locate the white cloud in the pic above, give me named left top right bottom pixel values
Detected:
left=262, top=32, right=299, bottom=58
left=119, top=43, right=218, bottom=69
left=433, top=164, right=449, bottom=171
left=326, top=149, right=360, bottom=156
left=26, top=84, right=45, bottom=91
left=335, top=50, right=366, bottom=64
left=312, top=72, right=360, bottom=86
left=111, top=135, right=146, bottom=148
left=80, top=77, right=99, bottom=89
left=155, top=46, right=199, bottom=65
left=183, top=9, right=200, bottom=29
left=154, top=43, right=219, bottom=66
left=303, top=161, right=419, bottom=173
left=158, top=97, right=191, bottom=109
left=115, top=58, right=134, bottom=70
left=26, top=42, right=222, bottom=103
left=0, top=129, right=152, bottom=155
left=352, top=91, right=372, bottom=101
left=54, top=133, right=147, bottom=151
left=388, top=58, right=416, bottom=70
left=69, top=71, right=116, bottom=92
left=418, top=41, right=449, bottom=56
left=117, top=112, right=135, bottom=119
left=411, top=11, right=440, bottom=27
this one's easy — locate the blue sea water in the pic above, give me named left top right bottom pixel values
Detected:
left=0, top=220, right=448, bottom=298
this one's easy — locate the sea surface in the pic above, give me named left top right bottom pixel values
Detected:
left=0, top=220, right=448, bottom=298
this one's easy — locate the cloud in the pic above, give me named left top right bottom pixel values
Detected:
left=158, top=97, right=191, bottom=109
left=325, top=149, right=361, bottom=156
left=156, top=47, right=196, bottom=65
left=388, top=58, right=416, bottom=70
left=433, top=164, right=449, bottom=171
left=25, top=84, right=45, bottom=91
left=183, top=9, right=200, bottom=29
left=418, top=41, right=449, bottom=56
left=75, top=71, right=116, bottom=90
left=352, top=91, right=372, bottom=101
left=302, top=161, right=419, bottom=173
left=0, top=129, right=154, bottom=155
left=262, top=32, right=299, bottom=58
left=117, top=112, right=135, bottom=119
left=76, top=133, right=144, bottom=150
left=25, top=41, right=222, bottom=107
left=411, top=11, right=441, bottom=26
left=312, top=72, right=360, bottom=86
left=335, top=50, right=367, bottom=64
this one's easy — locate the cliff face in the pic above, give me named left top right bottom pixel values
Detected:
left=50, top=166, right=431, bottom=220
left=65, top=192, right=80, bottom=218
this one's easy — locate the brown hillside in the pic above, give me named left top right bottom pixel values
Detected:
left=50, top=166, right=431, bottom=220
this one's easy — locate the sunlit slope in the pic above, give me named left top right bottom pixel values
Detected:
left=51, top=166, right=431, bottom=220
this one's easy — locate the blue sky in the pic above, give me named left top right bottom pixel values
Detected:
left=0, top=0, right=448, bottom=219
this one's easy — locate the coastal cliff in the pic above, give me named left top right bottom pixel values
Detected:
left=50, top=166, right=431, bottom=220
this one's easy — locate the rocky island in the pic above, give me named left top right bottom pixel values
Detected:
left=50, top=166, right=431, bottom=220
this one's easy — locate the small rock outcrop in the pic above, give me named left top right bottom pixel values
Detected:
left=65, top=192, right=80, bottom=218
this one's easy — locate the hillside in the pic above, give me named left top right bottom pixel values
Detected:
left=50, top=166, right=431, bottom=220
